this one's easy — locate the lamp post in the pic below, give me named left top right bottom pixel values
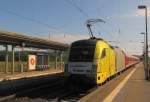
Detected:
left=138, top=5, right=149, bottom=79
left=141, top=41, right=145, bottom=57
left=141, top=32, right=146, bottom=53
left=141, top=32, right=146, bottom=49
left=140, top=32, right=146, bottom=65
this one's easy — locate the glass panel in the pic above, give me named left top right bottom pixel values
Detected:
left=101, top=48, right=106, bottom=59
left=69, top=46, right=95, bottom=62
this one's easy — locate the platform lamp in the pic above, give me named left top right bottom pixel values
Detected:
left=138, top=5, right=149, bottom=80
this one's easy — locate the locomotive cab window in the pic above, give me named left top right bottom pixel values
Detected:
left=69, top=46, right=95, bottom=62
left=101, top=48, right=106, bottom=59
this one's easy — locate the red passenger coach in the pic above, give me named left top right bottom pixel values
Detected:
left=125, top=55, right=129, bottom=67
left=125, top=55, right=139, bottom=67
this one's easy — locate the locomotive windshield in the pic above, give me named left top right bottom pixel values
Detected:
left=69, top=46, right=95, bottom=62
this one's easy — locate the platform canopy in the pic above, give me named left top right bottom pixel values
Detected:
left=0, top=30, right=69, bottom=51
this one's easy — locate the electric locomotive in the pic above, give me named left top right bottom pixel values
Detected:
left=65, top=38, right=116, bottom=85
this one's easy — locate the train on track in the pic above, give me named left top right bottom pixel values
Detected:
left=64, top=37, right=139, bottom=85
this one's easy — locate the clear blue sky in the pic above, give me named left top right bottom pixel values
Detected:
left=0, top=0, right=149, bottom=55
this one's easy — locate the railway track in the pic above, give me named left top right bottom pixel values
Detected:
left=0, top=78, right=97, bottom=102
left=53, top=83, right=98, bottom=102
left=0, top=63, right=139, bottom=102
left=0, top=74, right=64, bottom=102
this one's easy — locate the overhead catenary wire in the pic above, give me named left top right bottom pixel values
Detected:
left=65, top=0, right=89, bottom=18
left=96, top=24, right=116, bottom=40
left=0, top=8, right=65, bottom=34
left=95, top=0, right=122, bottom=47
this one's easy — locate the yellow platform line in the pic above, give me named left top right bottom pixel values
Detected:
left=103, top=65, right=138, bottom=102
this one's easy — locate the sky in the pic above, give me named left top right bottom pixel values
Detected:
left=0, top=0, right=149, bottom=55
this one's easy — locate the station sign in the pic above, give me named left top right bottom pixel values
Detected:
left=28, top=55, right=36, bottom=70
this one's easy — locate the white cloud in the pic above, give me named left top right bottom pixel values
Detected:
left=114, top=8, right=150, bottom=19
left=53, top=33, right=89, bottom=44
left=42, top=33, right=89, bottom=44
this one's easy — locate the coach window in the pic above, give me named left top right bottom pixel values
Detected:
left=101, top=48, right=106, bottom=59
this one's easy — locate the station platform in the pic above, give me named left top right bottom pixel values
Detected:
left=111, top=62, right=150, bottom=102
left=79, top=62, right=150, bottom=102
left=0, top=68, right=63, bottom=82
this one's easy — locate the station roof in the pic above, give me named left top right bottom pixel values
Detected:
left=0, top=30, right=69, bottom=51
